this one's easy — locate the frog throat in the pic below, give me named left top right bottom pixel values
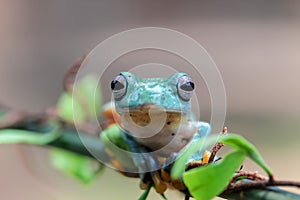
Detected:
left=119, top=104, right=188, bottom=132
left=127, top=110, right=183, bottom=127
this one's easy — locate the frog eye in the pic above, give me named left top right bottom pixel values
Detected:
left=177, top=75, right=194, bottom=101
left=111, top=74, right=127, bottom=100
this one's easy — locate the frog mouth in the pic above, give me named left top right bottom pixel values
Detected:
left=121, top=104, right=184, bottom=127
left=122, top=104, right=183, bottom=113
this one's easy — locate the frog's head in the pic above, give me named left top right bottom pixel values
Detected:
left=111, top=72, right=194, bottom=114
left=110, top=72, right=195, bottom=138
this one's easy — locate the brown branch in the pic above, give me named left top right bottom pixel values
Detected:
left=1, top=56, right=300, bottom=200
left=0, top=107, right=48, bottom=129
left=223, top=179, right=300, bottom=195
left=208, top=127, right=227, bottom=163
left=0, top=110, right=28, bottom=128
left=63, top=55, right=87, bottom=92
left=230, top=171, right=267, bottom=184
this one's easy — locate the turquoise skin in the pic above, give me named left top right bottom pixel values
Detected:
left=114, top=72, right=191, bottom=114
left=102, top=72, right=211, bottom=173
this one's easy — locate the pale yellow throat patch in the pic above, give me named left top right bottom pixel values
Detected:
left=120, top=105, right=197, bottom=157
left=128, top=110, right=182, bottom=128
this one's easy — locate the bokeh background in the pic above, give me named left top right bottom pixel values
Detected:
left=0, top=1, right=299, bottom=199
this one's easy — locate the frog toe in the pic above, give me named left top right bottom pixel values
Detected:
left=151, top=171, right=168, bottom=194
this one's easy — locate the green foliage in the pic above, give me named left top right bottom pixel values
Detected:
left=50, top=148, right=103, bottom=183
left=137, top=185, right=167, bottom=200
left=57, top=75, right=102, bottom=124
left=171, top=135, right=218, bottom=179
left=183, top=151, right=245, bottom=200
left=100, top=124, right=137, bottom=171
left=101, top=124, right=130, bottom=151
left=220, top=134, right=272, bottom=176
left=75, top=75, right=102, bottom=118
left=0, top=124, right=60, bottom=145
left=57, top=93, right=86, bottom=123
left=138, top=186, right=152, bottom=200
left=54, top=75, right=104, bottom=182
left=171, top=134, right=273, bottom=200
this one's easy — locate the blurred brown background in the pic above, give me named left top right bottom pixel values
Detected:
left=0, top=1, right=299, bottom=199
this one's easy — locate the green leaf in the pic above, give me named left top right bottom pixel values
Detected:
left=50, top=148, right=103, bottom=183
left=171, top=134, right=273, bottom=200
left=137, top=185, right=167, bottom=200
left=171, top=134, right=272, bottom=179
left=0, top=125, right=60, bottom=145
left=57, top=75, right=102, bottom=124
left=160, top=193, right=168, bottom=200
left=172, top=135, right=220, bottom=179
left=183, top=150, right=246, bottom=200
left=57, top=92, right=86, bottom=123
left=75, top=75, right=102, bottom=119
left=100, top=124, right=136, bottom=171
left=138, top=186, right=152, bottom=200
left=219, top=134, right=272, bottom=176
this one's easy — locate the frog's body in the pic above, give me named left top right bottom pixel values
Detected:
left=101, top=72, right=211, bottom=193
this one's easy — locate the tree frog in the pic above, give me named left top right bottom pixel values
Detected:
left=101, top=72, right=211, bottom=193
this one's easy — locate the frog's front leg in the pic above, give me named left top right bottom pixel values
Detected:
left=124, top=134, right=161, bottom=173
left=100, top=124, right=160, bottom=172
left=125, top=134, right=168, bottom=194
left=163, top=121, right=211, bottom=173
left=187, top=121, right=211, bottom=162
left=100, top=124, right=138, bottom=172
left=101, top=125, right=167, bottom=193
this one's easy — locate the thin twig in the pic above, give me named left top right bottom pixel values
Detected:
left=230, top=170, right=267, bottom=185
left=223, top=179, right=300, bottom=194
left=63, top=55, right=87, bottom=92
left=0, top=108, right=48, bottom=129
left=0, top=110, right=28, bottom=128
left=208, top=127, right=227, bottom=163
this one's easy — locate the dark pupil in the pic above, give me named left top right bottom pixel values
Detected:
left=180, top=81, right=194, bottom=91
left=111, top=80, right=124, bottom=90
